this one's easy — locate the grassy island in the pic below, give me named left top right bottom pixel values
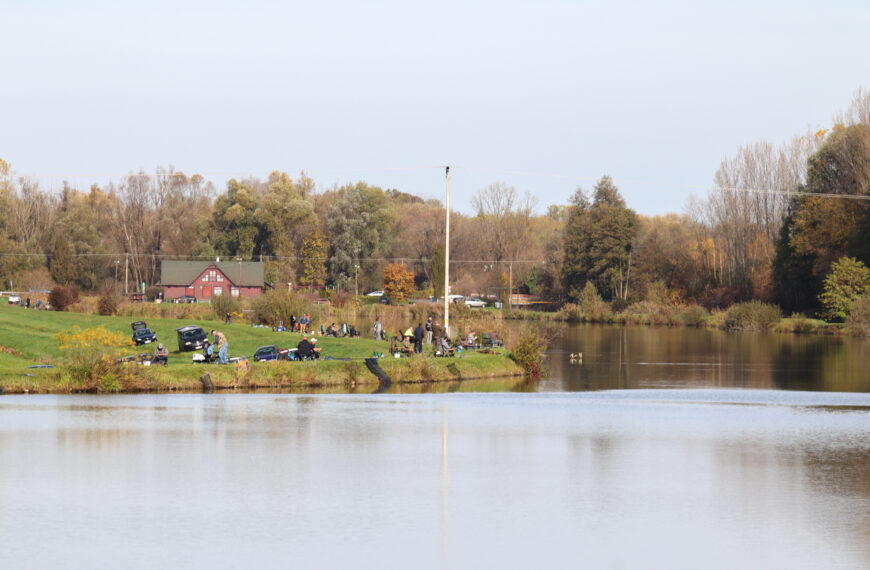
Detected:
left=0, top=304, right=523, bottom=395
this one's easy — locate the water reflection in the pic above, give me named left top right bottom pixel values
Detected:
left=546, top=324, right=870, bottom=393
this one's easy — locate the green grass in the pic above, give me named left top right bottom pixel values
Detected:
left=0, top=304, right=522, bottom=393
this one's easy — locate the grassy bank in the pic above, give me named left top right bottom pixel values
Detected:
left=0, top=304, right=523, bottom=394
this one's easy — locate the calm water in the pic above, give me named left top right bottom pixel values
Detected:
left=1, top=326, right=869, bottom=569
left=543, top=324, right=870, bottom=393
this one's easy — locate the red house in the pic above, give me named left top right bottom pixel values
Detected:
left=160, top=260, right=265, bottom=301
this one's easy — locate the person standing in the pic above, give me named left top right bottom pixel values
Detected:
left=373, top=317, right=383, bottom=341
left=211, top=330, right=228, bottom=364
left=425, top=316, right=434, bottom=345
left=413, top=322, right=425, bottom=354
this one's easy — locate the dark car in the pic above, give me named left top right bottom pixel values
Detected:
left=176, top=325, right=208, bottom=351
left=131, top=321, right=158, bottom=346
left=379, top=296, right=391, bottom=305
left=174, top=295, right=197, bottom=303
left=253, top=345, right=292, bottom=362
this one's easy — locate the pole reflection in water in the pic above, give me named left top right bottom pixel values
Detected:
left=441, top=403, right=449, bottom=568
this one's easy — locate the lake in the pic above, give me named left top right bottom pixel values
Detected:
left=1, top=325, right=868, bottom=569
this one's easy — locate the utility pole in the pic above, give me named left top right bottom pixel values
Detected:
left=125, top=254, right=129, bottom=294
left=444, top=166, right=451, bottom=339
left=509, top=261, right=512, bottom=309
left=354, top=264, right=360, bottom=296
left=114, top=260, right=119, bottom=291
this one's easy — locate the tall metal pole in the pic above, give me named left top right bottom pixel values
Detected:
left=444, top=166, right=451, bottom=339
left=125, top=253, right=129, bottom=294
left=509, top=261, right=512, bottom=309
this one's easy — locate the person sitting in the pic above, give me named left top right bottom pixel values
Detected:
left=202, top=341, right=216, bottom=362
left=389, top=335, right=399, bottom=356
left=465, top=331, right=478, bottom=349
left=154, top=343, right=169, bottom=366
left=401, top=335, right=414, bottom=356
left=348, top=324, right=359, bottom=337
left=440, top=336, right=456, bottom=357
left=491, top=330, right=504, bottom=347
left=297, top=336, right=315, bottom=360
left=310, top=337, right=322, bottom=358
left=327, top=322, right=339, bottom=337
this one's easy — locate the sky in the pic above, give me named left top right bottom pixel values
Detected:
left=2, top=0, right=869, bottom=216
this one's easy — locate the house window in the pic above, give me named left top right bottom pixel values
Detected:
left=231, top=287, right=239, bottom=297
left=214, top=286, right=223, bottom=297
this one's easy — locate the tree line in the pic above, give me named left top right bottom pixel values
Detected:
left=2, top=88, right=870, bottom=319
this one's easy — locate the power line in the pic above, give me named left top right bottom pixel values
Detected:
left=0, top=252, right=542, bottom=264
left=9, top=163, right=870, bottom=203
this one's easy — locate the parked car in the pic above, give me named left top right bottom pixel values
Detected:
left=448, top=294, right=465, bottom=304
left=7, top=295, right=20, bottom=304
left=366, top=290, right=384, bottom=297
left=176, top=325, right=208, bottom=351
left=379, top=296, right=391, bottom=305
left=174, top=295, right=197, bottom=303
left=253, top=345, right=292, bottom=362
left=131, top=321, right=158, bottom=345
left=464, top=297, right=487, bottom=308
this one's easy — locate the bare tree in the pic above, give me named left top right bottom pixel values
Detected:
left=834, top=86, right=870, bottom=127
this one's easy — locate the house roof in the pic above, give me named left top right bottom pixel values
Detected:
left=160, top=261, right=265, bottom=287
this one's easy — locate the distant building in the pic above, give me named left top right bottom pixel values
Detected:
left=160, top=260, right=265, bottom=301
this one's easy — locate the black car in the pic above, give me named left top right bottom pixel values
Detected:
left=174, top=295, right=197, bottom=303
left=131, top=321, right=158, bottom=346
left=253, top=345, right=292, bottom=362
left=379, top=296, right=391, bottom=305
left=176, top=325, right=208, bottom=351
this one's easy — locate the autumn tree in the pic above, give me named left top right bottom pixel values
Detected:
left=383, top=262, right=414, bottom=302
left=207, top=178, right=260, bottom=258
left=48, top=185, right=115, bottom=290
left=774, top=124, right=870, bottom=311
left=471, top=182, right=537, bottom=294
left=299, top=229, right=329, bottom=289
left=256, top=171, right=316, bottom=260
left=818, top=257, right=870, bottom=321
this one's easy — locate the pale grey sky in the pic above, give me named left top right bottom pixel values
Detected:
left=2, top=0, right=868, bottom=215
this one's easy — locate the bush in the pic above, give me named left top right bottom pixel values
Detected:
left=509, top=327, right=549, bottom=377
left=249, top=290, right=315, bottom=328
left=577, top=282, right=610, bottom=322
left=846, top=296, right=870, bottom=336
left=678, top=304, right=708, bottom=327
left=49, top=285, right=80, bottom=312
left=621, top=301, right=675, bottom=325
left=557, top=303, right=583, bottom=322
left=55, top=326, right=135, bottom=392
left=331, top=290, right=353, bottom=308
left=97, top=289, right=122, bottom=316
left=211, top=293, right=241, bottom=321
left=777, top=312, right=817, bottom=334
left=723, top=301, right=781, bottom=331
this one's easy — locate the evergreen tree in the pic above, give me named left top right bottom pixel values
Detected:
left=562, top=177, right=638, bottom=301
